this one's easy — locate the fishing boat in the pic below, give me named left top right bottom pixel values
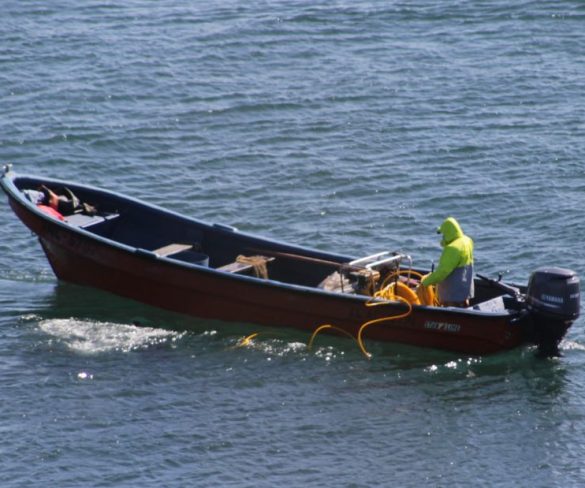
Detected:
left=1, top=164, right=580, bottom=357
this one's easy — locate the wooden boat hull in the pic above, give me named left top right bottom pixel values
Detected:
left=0, top=169, right=543, bottom=355
left=39, top=227, right=523, bottom=354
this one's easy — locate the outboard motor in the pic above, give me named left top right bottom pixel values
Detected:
left=525, top=267, right=580, bottom=357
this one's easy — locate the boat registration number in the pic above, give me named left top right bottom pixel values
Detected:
left=424, top=321, right=461, bottom=333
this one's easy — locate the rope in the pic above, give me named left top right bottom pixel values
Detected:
left=236, top=255, right=269, bottom=279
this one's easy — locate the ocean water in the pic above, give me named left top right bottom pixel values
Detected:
left=2, top=1, right=585, bottom=486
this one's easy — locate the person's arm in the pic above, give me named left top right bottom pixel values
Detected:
left=421, top=246, right=460, bottom=286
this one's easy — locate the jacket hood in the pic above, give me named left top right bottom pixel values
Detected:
left=437, top=217, right=464, bottom=246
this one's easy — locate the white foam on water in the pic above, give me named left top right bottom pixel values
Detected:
left=38, top=318, right=185, bottom=354
left=233, top=335, right=351, bottom=362
left=425, top=357, right=482, bottom=374
left=560, top=340, right=585, bottom=352
left=232, top=335, right=313, bottom=358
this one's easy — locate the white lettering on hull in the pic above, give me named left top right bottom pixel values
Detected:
left=424, top=321, right=461, bottom=333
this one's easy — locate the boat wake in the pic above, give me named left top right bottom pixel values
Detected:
left=38, top=318, right=185, bottom=354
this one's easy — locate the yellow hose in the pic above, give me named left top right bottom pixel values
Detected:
left=305, top=261, right=446, bottom=359
left=307, top=324, right=362, bottom=353
left=356, top=295, right=413, bottom=358
left=417, top=273, right=439, bottom=306
left=378, top=269, right=438, bottom=307
left=375, top=281, right=420, bottom=305
left=232, top=332, right=259, bottom=349
left=308, top=284, right=415, bottom=359
left=380, top=268, right=424, bottom=288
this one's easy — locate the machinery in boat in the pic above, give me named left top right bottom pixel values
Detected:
left=1, top=165, right=580, bottom=357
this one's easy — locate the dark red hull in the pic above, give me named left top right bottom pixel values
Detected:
left=9, top=197, right=522, bottom=355
left=1, top=168, right=538, bottom=355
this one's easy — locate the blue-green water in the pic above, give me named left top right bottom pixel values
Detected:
left=2, top=1, right=585, bottom=486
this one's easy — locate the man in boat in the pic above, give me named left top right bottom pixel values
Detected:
left=420, top=217, right=474, bottom=307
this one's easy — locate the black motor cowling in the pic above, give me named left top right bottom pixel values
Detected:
left=525, top=267, right=580, bottom=357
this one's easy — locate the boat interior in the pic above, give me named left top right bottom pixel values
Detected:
left=15, top=178, right=522, bottom=312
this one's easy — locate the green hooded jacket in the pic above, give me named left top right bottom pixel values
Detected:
left=421, top=217, right=474, bottom=288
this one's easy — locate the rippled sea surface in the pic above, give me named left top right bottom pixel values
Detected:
left=2, top=1, right=585, bottom=486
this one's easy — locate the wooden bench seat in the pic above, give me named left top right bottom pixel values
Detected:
left=66, top=212, right=119, bottom=229
left=218, top=261, right=254, bottom=274
left=217, top=255, right=274, bottom=277
left=153, top=243, right=193, bottom=257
